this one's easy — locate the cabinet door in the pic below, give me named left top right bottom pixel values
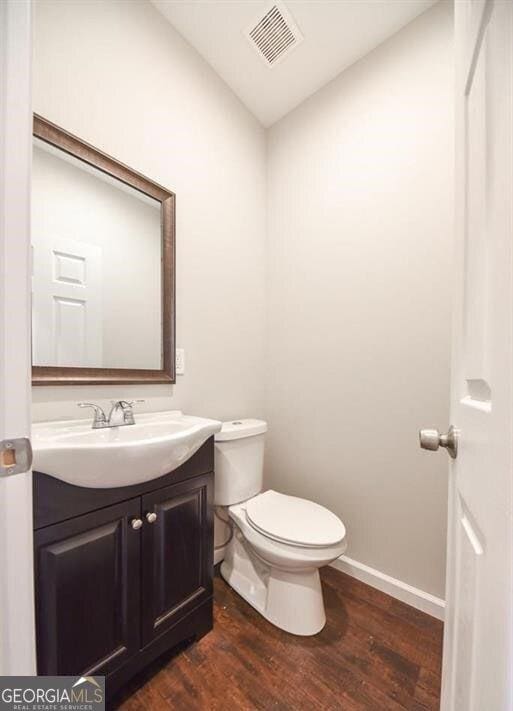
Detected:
left=35, top=497, right=141, bottom=676
left=141, top=473, right=213, bottom=645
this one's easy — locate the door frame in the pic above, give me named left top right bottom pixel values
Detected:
left=0, top=0, right=36, bottom=675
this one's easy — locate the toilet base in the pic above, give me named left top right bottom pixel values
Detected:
left=220, top=531, right=326, bottom=636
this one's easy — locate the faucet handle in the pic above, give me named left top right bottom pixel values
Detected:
left=78, top=402, right=104, bottom=413
left=110, top=399, right=145, bottom=409
left=77, top=403, right=107, bottom=427
left=109, top=399, right=144, bottom=426
left=123, top=400, right=145, bottom=424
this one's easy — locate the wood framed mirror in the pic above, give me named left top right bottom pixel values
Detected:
left=32, top=115, right=175, bottom=385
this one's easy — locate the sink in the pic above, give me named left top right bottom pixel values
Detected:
left=32, top=410, right=222, bottom=488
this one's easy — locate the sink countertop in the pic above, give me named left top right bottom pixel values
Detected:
left=32, top=410, right=222, bottom=489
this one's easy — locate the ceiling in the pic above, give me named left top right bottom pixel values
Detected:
left=151, top=0, right=437, bottom=127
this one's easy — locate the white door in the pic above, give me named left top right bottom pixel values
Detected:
left=32, top=238, right=103, bottom=367
left=0, top=0, right=36, bottom=675
left=438, top=0, right=513, bottom=708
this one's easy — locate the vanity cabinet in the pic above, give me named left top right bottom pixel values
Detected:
left=141, top=477, right=211, bottom=646
left=35, top=497, right=141, bottom=677
left=33, top=439, right=214, bottom=696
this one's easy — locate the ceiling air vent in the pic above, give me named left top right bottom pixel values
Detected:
left=245, top=2, right=304, bottom=68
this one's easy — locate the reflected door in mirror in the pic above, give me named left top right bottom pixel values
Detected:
left=32, top=238, right=103, bottom=367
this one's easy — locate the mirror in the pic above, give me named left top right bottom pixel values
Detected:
left=31, top=115, right=175, bottom=385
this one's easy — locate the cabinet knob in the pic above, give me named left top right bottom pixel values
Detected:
left=146, top=512, right=158, bottom=524
left=131, top=518, right=143, bottom=530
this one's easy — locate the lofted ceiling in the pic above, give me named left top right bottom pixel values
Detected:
left=151, top=0, right=438, bottom=127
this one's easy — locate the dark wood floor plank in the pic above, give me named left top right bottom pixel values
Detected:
left=112, top=567, right=443, bottom=711
left=323, top=568, right=442, bottom=645
left=322, top=575, right=442, bottom=673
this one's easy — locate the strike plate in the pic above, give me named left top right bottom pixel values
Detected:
left=0, top=437, right=33, bottom=476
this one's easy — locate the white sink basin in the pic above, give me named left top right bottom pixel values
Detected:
left=32, top=410, right=222, bottom=488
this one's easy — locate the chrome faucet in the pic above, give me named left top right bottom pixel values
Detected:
left=78, top=400, right=144, bottom=429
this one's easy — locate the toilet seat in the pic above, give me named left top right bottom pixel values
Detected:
left=245, top=490, right=346, bottom=548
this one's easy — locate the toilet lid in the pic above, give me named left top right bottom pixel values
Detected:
left=245, top=490, right=346, bottom=548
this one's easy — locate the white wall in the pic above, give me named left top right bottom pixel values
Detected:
left=266, top=1, right=453, bottom=599
left=32, top=0, right=266, bottom=422
left=32, top=143, right=162, bottom=369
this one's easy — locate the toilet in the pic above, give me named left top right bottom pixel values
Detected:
left=215, top=419, right=347, bottom=636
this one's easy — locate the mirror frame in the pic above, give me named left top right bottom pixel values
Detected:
left=32, top=114, right=175, bottom=385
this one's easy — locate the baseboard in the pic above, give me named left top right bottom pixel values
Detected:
left=330, top=555, right=445, bottom=621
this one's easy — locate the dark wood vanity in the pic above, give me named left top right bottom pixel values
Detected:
left=32, top=438, right=214, bottom=696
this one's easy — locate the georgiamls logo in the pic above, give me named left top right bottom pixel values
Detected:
left=0, top=676, right=104, bottom=708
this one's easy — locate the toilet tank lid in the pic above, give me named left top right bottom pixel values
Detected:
left=215, top=419, right=267, bottom=441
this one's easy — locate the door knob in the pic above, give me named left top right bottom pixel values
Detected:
left=131, top=518, right=143, bottom=530
left=419, top=425, right=459, bottom=459
left=146, top=512, right=157, bottom=524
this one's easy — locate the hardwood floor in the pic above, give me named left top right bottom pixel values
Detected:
left=112, top=567, right=443, bottom=710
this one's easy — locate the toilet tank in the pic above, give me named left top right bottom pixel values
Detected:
left=214, top=419, right=267, bottom=506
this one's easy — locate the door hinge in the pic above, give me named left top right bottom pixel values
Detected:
left=0, top=437, right=33, bottom=476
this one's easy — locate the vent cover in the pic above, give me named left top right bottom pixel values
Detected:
left=245, top=2, right=303, bottom=68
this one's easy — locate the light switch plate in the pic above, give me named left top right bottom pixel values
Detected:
left=175, top=348, right=185, bottom=375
